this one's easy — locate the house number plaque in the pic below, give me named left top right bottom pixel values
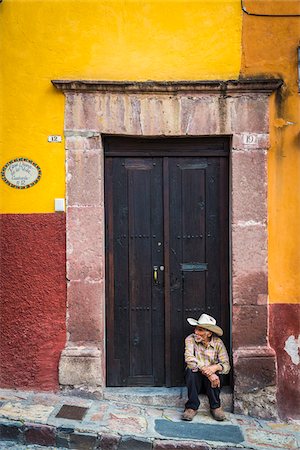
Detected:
left=1, top=157, right=42, bottom=189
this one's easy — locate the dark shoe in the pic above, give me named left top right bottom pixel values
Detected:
left=182, top=408, right=197, bottom=421
left=210, top=407, right=225, bottom=421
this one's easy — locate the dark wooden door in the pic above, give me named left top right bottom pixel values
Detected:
left=105, top=138, right=229, bottom=387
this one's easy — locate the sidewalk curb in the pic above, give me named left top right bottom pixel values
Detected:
left=0, top=419, right=254, bottom=449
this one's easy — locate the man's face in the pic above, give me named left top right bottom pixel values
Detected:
left=194, top=326, right=212, bottom=342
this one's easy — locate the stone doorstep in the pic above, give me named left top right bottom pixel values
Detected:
left=103, top=386, right=233, bottom=412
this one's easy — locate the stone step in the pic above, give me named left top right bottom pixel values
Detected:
left=103, top=386, right=233, bottom=412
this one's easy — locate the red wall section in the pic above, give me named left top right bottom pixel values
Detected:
left=269, top=304, right=300, bottom=420
left=0, top=214, right=66, bottom=390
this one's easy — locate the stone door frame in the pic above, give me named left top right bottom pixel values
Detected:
left=53, top=79, right=282, bottom=416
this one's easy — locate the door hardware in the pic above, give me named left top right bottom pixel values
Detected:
left=153, top=266, right=158, bottom=283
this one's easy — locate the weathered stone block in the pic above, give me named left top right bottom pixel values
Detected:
left=232, top=305, right=268, bottom=348
left=234, top=347, right=276, bottom=394
left=65, top=93, right=100, bottom=130
left=90, top=404, right=107, bottom=422
left=65, top=134, right=101, bottom=151
left=234, top=389, right=279, bottom=420
left=139, top=95, right=181, bottom=135
left=68, top=280, right=104, bottom=343
left=231, top=150, right=267, bottom=224
left=180, top=95, right=221, bottom=135
left=230, top=95, right=269, bottom=133
left=67, top=149, right=103, bottom=208
left=122, top=95, right=143, bottom=134
left=56, top=425, right=74, bottom=448
left=119, top=436, right=152, bottom=450
left=101, top=94, right=128, bottom=134
left=65, top=93, right=85, bottom=130
left=59, top=346, right=102, bottom=387
left=100, top=93, right=177, bottom=135
left=244, top=425, right=297, bottom=448
left=0, top=421, right=23, bottom=442
left=107, top=413, right=147, bottom=434
left=98, top=433, right=121, bottom=450
left=232, top=271, right=268, bottom=305
left=215, top=447, right=252, bottom=450
left=24, top=423, right=56, bottom=446
left=67, top=206, right=104, bottom=281
left=232, top=224, right=267, bottom=276
left=70, top=432, right=99, bottom=449
left=0, top=402, right=54, bottom=424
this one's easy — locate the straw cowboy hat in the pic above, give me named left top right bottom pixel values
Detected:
left=187, top=313, right=223, bottom=336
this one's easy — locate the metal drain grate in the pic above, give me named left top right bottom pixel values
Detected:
left=56, top=404, right=88, bottom=420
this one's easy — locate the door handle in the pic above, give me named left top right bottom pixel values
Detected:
left=153, top=266, right=158, bottom=283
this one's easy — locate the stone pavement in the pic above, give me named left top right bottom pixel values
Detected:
left=0, top=388, right=299, bottom=450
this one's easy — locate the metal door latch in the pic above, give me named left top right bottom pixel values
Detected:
left=153, top=266, right=158, bottom=283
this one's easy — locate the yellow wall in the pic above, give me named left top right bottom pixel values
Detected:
left=2, top=0, right=298, bottom=303
left=0, top=0, right=241, bottom=213
left=241, top=0, right=300, bottom=303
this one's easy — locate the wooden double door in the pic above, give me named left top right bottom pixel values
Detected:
left=105, top=137, right=229, bottom=387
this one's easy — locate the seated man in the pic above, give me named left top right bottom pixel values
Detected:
left=182, top=313, right=230, bottom=422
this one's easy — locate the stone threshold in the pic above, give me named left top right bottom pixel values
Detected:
left=103, top=386, right=233, bottom=412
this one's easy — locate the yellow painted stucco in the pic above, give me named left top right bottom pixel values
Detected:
left=0, top=0, right=241, bottom=213
left=241, top=0, right=300, bottom=303
left=1, top=0, right=298, bottom=304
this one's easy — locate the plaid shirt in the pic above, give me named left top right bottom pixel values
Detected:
left=184, top=333, right=230, bottom=375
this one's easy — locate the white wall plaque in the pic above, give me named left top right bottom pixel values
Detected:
left=1, top=157, right=42, bottom=189
left=55, top=198, right=65, bottom=212
left=242, top=133, right=258, bottom=145
left=48, top=135, right=62, bottom=143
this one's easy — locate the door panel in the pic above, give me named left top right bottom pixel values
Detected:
left=105, top=138, right=229, bottom=387
left=169, top=157, right=229, bottom=385
left=105, top=157, right=165, bottom=386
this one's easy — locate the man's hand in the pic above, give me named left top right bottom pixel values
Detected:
left=208, top=373, right=220, bottom=388
left=201, top=364, right=221, bottom=377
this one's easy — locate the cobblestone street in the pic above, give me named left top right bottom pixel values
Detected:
left=0, top=388, right=299, bottom=449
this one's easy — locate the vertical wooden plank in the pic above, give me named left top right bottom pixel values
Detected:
left=168, top=157, right=184, bottom=386
left=105, top=157, right=120, bottom=386
left=169, top=158, right=209, bottom=385
left=151, top=159, right=165, bottom=386
left=128, top=161, right=152, bottom=382
left=163, top=157, right=171, bottom=386
left=126, top=158, right=164, bottom=386
left=205, top=158, right=221, bottom=320
left=181, top=159, right=207, bottom=321
left=113, top=158, right=130, bottom=385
